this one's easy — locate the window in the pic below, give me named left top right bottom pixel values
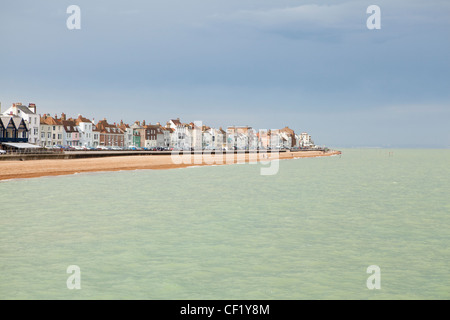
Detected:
left=41, top=133, right=44, bottom=138
left=53, top=126, right=56, bottom=130
left=48, top=133, right=51, bottom=139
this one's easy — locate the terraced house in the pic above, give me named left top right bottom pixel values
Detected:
left=40, top=114, right=64, bottom=146
left=96, top=118, right=125, bottom=147
left=75, top=115, right=94, bottom=148
left=143, top=123, right=164, bottom=148
left=61, top=115, right=80, bottom=147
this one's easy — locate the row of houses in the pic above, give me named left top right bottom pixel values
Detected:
left=0, top=102, right=315, bottom=150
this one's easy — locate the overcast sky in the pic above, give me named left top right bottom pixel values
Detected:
left=1, top=0, right=449, bottom=148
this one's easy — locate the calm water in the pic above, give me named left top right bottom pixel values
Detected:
left=0, top=149, right=449, bottom=299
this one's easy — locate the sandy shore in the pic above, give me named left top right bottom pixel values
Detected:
left=0, top=150, right=340, bottom=181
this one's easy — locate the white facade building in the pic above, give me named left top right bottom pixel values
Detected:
left=75, top=115, right=94, bottom=147
left=2, top=103, right=40, bottom=145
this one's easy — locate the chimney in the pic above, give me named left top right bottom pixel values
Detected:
left=142, top=120, right=146, bottom=126
left=61, top=113, right=66, bottom=121
left=120, top=120, right=123, bottom=126
left=28, top=103, right=36, bottom=114
left=156, top=122, right=160, bottom=126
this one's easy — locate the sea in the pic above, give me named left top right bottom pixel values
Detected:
left=0, top=149, right=448, bottom=299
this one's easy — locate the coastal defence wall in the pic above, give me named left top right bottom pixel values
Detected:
left=0, top=150, right=290, bottom=161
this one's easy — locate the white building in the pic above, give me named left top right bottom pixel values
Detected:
left=168, top=119, right=189, bottom=149
left=75, top=115, right=94, bottom=147
left=160, top=126, right=171, bottom=148
left=118, top=121, right=133, bottom=148
left=297, top=132, right=314, bottom=148
left=189, top=122, right=202, bottom=150
left=2, top=103, right=40, bottom=145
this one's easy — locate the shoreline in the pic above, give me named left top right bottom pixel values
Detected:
left=0, top=150, right=341, bottom=181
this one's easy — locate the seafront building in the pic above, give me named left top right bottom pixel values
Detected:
left=75, top=115, right=95, bottom=148
left=0, top=115, right=29, bottom=143
left=168, top=118, right=189, bottom=149
left=96, top=118, right=125, bottom=147
left=297, top=132, right=314, bottom=148
left=1, top=103, right=40, bottom=145
left=143, top=123, right=164, bottom=148
left=40, top=114, right=64, bottom=147
left=118, top=121, right=133, bottom=148
left=62, top=118, right=80, bottom=147
left=0, top=101, right=318, bottom=151
left=130, top=122, right=142, bottom=147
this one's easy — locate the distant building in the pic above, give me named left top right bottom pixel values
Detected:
left=96, top=118, right=125, bottom=147
left=188, top=122, right=202, bottom=150
left=168, top=118, right=189, bottom=149
left=130, top=121, right=142, bottom=147
left=0, top=115, right=29, bottom=143
left=62, top=116, right=80, bottom=147
left=159, top=125, right=171, bottom=148
left=297, top=132, right=314, bottom=148
left=118, top=120, right=133, bottom=148
left=279, top=126, right=296, bottom=148
left=2, top=103, right=39, bottom=144
left=40, top=114, right=64, bottom=146
left=226, top=126, right=255, bottom=150
left=92, top=125, right=100, bottom=148
left=75, top=115, right=94, bottom=148
left=143, top=124, right=164, bottom=148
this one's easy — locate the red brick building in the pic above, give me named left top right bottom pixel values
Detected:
left=96, top=119, right=125, bottom=147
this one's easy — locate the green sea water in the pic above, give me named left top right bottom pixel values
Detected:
left=0, top=149, right=449, bottom=299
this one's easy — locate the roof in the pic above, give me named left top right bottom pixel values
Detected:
left=41, top=116, right=62, bottom=126
left=171, top=119, right=182, bottom=126
left=2, top=142, right=41, bottom=149
left=96, top=120, right=123, bottom=134
left=0, top=116, right=12, bottom=128
left=280, top=126, right=295, bottom=135
left=75, top=115, right=92, bottom=124
left=15, top=105, right=35, bottom=115
left=118, top=123, right=130, bottom=131
left=62, top=120, right=79, bottom=133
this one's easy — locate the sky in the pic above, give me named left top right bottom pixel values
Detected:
left=1, top=0, right=449, bottom=148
